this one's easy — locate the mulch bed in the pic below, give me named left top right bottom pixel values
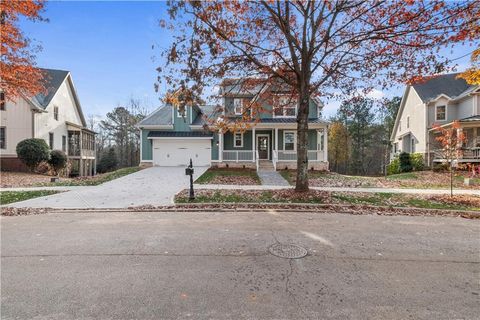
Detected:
left=0, top=171, right=70, bottom=188
left=2, top=203, right=478, bottom=219
left=209, top=175, right=259, bottom=185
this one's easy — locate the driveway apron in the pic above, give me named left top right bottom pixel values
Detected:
left=8, top=167, right=208, bottom=209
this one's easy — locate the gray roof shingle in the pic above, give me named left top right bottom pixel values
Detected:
left=412, top=73, right=474, bottom=102
left=138, top=106, right=173, bottom=126
left=32, top=68, right=70, bottom=108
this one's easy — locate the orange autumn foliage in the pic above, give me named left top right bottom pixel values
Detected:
left=457, top=48, right=480, bottom=85
left=0, top=0, right=47, bottom=102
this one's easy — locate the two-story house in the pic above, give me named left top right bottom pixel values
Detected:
left=0, top=68, right=96, bottom=176
left=138, top=79, right=329, bottom=171
left=390, top=73, right=480, bottom=166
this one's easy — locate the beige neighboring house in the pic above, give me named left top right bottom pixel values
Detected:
left=390, top=73, right=480, bottom=166
left=0, top=68, right=96, bottom=176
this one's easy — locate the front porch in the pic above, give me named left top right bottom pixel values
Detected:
left=212, top=126, right=328, bottom=171
left=429, top=119, right=480, bottom=164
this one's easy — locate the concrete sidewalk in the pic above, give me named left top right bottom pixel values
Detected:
left=193, top=184, right=480, bottom=195
left=0, top=186, right=86, bottom=192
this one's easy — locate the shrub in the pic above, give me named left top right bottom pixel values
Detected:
left=387, top=158, right=400, bottom=175
left=96, top=147, right=118, bottom=173
left=48, top=150, right=68, bottom=175
left=16, top=138, right=50, bottom=171
left=433, top=163, right=449, bottom=172
left=410, top=153, right=425, bottom=171
left=399, top=152, right=412, bottom=173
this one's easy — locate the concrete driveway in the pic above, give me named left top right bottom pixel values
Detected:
left=8, top=166, right=208, bottom=208
left=1, top=210, right=479, bottom=319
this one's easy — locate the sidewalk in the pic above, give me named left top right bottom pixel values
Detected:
left=193, top=184, right=480, bottom=196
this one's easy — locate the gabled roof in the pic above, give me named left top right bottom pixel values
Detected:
left=138, top=106, right=173, bottom=126
left=460, top=115, right=480, bottom=122
left=412, top=73, right=474, bottom=102
left=32, top=68, right=70, bottom=108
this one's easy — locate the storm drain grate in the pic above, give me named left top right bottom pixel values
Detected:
left=268, top=243, right=308, bottom=259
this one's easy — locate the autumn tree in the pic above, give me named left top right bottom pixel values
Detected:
left=0, top=0, right=47, bottom=101
left=458, top=48, right=480, bottom=85
left=328, top=121, right=349, bottom=173
left=159, top=0, right=478, bottom=191
left=433, top=121, right=467, bottom=196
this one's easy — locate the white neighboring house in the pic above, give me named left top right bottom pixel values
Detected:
left=390, top=73, right=480, bottom=166
left=0, top=68, right=96, bottom=176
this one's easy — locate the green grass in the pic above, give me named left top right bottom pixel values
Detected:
left=195, top=168, right=260, bottom=184
left=386, top=172, right=418, bottom=180
left=332, top=193, right=395, bottom=206
left=175, top=190, right=325, bottom=204
left=0, top=190, right=61, bottom=205
left=38, top=167, right=142, bottom=187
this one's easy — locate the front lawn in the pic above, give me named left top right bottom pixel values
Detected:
left=38, top=167, right=142, bottom=187
left=0, top=190, right=61, bottom=205
left=280, top=170, right=480, bottom=189
left=195, top=168, right=260, bottom=185
left=175, top=189, right=480, bottom=211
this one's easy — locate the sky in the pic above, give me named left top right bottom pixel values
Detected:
left=20, top=0, right=475, bottom=120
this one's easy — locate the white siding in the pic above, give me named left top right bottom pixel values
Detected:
left=34, top=77, right=84, bottom=150
left=0, top=97, right=33, bottom=156
left=392, top=88, right=426, bottom=153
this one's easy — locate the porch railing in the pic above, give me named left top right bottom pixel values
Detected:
left=433, top=147, right=480, bottom=161
left=222, top=150, right=254, bottom=162
left=277, top=150, right=325, bottom=161
left=255, top=150, right=259, bottom=171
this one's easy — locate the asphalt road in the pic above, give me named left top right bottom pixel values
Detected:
left=1, top=210, right=479, bottom=320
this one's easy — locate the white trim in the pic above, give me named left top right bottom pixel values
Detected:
left=147, top=137, right=213, bottom=140
left=272, top=95, right=297, bottom=118
left=233, top=98, right=243, bottom=115
left=283, top=130, right=296, bottom=151
left=435, top=104, right=447, bottom=121
left=256, top=134, right=270, bottom=160
left=141, top=160, right=153, bottom=163
left=138, top=125, right=174, bottom=129
left=190, top=108, right=193, bottom=124
left=233, top=132, right=244, bottom=148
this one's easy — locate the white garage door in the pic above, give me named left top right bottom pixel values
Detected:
left=152, top=139, right=211, bottom=166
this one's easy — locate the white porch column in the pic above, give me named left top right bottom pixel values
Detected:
left=252, top=127, right=256, bottom=162
left=219, top=131, right=223, bottom=162
left=323, top=126, right=328, bottom=161
left=275, top=128, right=278, bottom=153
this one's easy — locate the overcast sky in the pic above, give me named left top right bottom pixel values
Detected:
left=20, top=1, right=475, bottom=120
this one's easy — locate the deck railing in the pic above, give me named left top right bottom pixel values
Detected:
left=277, top=150, right=324, bottom=161
left=222, top=150, right=254, bottom=162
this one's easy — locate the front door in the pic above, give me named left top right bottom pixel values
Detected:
left=257, top=135, right=269, bottom=160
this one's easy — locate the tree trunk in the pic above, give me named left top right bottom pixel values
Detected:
left=295, top=93, right=309, bottom=192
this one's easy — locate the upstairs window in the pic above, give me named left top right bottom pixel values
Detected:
left=283, top=131, right=296, bottom=151
left=0, top=127, right=5, bottom=149
left=177, top=108, right=184, bottom=118
left=0, top=92, right=5, bottom=110
left=62, top=135, right=66, bottom=152
left=234, top=132, right=243, bottom=147
left=436, top=105, right=446, bottom=121
left=233, top=99, right=243, bottom=115
left=274, top=96, right=297, bottom=117
left=49, top=132, right=54, bottom=149
left=54, top=106, right=59, bottom=120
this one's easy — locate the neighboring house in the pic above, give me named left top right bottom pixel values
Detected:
left=0, top=68, right=96, bottom=176
left=138, top=79, right=329, bottom=171
left=390, top=73, right=480, bottom=165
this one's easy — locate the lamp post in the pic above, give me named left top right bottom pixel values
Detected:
left=185, top=158, right=195, bottom=201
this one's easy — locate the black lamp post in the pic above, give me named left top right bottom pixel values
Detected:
left=185, top=158, right=195, bottom=201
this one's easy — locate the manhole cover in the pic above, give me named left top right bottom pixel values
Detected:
left=268, top=243, right=308, bottom=259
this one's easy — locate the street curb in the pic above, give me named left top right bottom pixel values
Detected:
left=1, top=203, right=479, bottom=219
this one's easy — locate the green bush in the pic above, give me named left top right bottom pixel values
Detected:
left=16, top=138, right=50, bottom=171
left=387, top=158, right=400, bottom=175
left=48, top=150, right=68, bottom=175
left=97, top=147, right=118, bottom=173
left=399, top=152, right=412, bottom=173
left=410, top=153, right=425, bottom=171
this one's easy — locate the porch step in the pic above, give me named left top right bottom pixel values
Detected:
left=258, top=160, right=275, bottom=172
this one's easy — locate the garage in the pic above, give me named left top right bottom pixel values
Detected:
left=148, top=132, right=213, bottom=167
